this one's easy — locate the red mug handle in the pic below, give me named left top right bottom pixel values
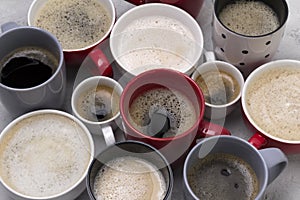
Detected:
left=198, top=120, right=231, bottom=138
left=248, top=133, right=268, bottom=149
left=89, top=48, right=113, bottom=77
left=125, top=0, right=144, bottom=5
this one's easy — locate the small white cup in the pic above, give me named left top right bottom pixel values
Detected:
left=192, top=51, right=244, bottom=119
left=71, top=76, right=123, bottom=146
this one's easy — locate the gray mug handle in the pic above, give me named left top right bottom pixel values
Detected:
left=259, top=148, right=288, bottom=185
left=1, top=22, right=19, bottom=33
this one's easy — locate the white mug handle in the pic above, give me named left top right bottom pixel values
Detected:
left=204, top=51, right=216, bottom=62
left=102, top=125, right=116, bottom=146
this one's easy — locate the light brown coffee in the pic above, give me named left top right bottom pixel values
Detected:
left=187, top=153, right=259, bottom=200
left=218, top=0, right=280, bottom=36
left=129, top=87, right=197, bottom=138
left=0, top=113, right=92, bottom=197
left=245, top=66, right=300, bottom=141
left=34, top=0, right=111, bottom=50
left=76, top=84, right=120, bottom=122
left=93, top=156, right=166, bottom=200
left=195, top=69, right=240, bottom=105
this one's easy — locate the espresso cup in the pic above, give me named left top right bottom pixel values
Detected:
left=183, top=136, right=288, bottom=200
left=110, top=3, right=204, bottom=85
left=212, top=0, right=288, bottom=76
left=0, top=23, right=66, bottom=117
left=28, top=0, right=115, bottom=75
left=0, top=109, right=94, bottom=200
left=72, top=76, right=123, bottom=146
left=192, top=51, right=244, bottom=119
left=241, top=59, right=300, bottom=154
left=124, top=0, right=204, bottom=18
left=86, top=140, right=173, bottom=200
left=120, top=68, right=230, bottom=164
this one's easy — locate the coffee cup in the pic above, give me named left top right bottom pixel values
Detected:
left=86, top=140, right=173, bottom=200
left=28, top=0, right=115, bottom=76
left=0, top=109, right=94, bottom=200
left=72, top=76, right=123, bottom=146
left=191, top=51, right=244, bottom=119
left=120, top=68, right=231, bottom=164
left=0, top=23, right=66, bottom=117
left=212, top=0, right=288, bottom=77
left=183, top=135, right=288, bottom=200
left=110, top=3, right=204, bottom=85
left=124, top=0, right=204, bottom=18
left=241, top=59, right=300, bottom=154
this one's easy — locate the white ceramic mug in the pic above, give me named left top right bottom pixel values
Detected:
left=192, top=51, right=244, bottom=119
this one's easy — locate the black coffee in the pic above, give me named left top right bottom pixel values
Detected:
left=187, top=153, right=259, bottom=200
left=0, top=47, right=58, bottom=89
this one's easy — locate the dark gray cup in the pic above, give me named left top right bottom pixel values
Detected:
left=0, top=23, right=66, bottom=117
left=183, top=136, right=288, bottom=200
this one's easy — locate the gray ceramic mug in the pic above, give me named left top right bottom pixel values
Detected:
left=0, top=22, right=66, bottom=117
left=183, top=136, right=288, bottom=200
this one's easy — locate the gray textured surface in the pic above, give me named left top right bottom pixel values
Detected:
left=0, top=0, right=300, bottom=199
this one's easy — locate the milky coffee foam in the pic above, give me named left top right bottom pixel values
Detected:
left=129, top=87, right=197, bottom=138
left=246, top=67, right=300, bottom=141
left=34, top=0, right=111, bottom=50
left=117, top=16, right=197, bottom=75
left=219, top=1, right=280, bottom=36
left=0, top=113, right=92, bottom=197
left=93, top=156, right=166, bottom=200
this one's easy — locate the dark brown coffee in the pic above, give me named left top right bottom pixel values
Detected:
left=0, top=47, right=58, bottom=88
left=187, top=153, right=259, bottom=200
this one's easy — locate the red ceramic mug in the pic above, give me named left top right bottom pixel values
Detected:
left=28, top=0, right=115, bottom=77
left=124, top=0, right=204, bottom=18
left=120, top=68, right=230, bottom=164
left=242, top=59, right=300, bottom=154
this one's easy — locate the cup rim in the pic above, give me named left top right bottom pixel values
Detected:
left=86, top=140, right=174, bottom=200
left=120, top=68, right=205, bottom=142
left=0, top=109, right=95, bottom=199
left=183, top=135, right=268, bottom=200
left=192, top=60, right=244, bottom=109
left=213, top=0, right=289, bottom=38
left=109, top=3, right=204, bottom=77
left=0, top=26, right=64, bottom=91
left=27, top=0, right=116, bottom=52
left=242, top=59, right=300, bottom=144
left=71, top=76, right=123, bottom=126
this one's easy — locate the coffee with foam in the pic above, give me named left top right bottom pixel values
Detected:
left=34, top=0, right=111, bottom=50
left=117, top=16, right=197, bottom=75
left=93, top=156, right=166, bottom=200
left=0, top=113, right=92, bottom=197
left=245, top=66, right=300, bottom=141
left=129, top=87, right=197, bottom=138
left=218, top=0, right=280, bottom=36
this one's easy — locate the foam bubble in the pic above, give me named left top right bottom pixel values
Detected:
left=0, top=113, right=91, bottom=197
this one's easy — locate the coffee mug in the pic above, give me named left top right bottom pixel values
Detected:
left=0, top=109, right=94, bottom=200
left=28, top=0, right=115, bottom=76
left=183, top=136, right=288, bottom=200
left=212, top=0, right=288, bottom=76
left=71, top=76, right=123, bottom=146
left=86, top=140, right=173, bottom=200
left=110, top=3, right=204, bottom=85
left=124, top=0, right=204, bottom=18
left=192, top=51, right=244, bottom=119
left=120, top=68, right=231, bottom=164
left=0, top=23, right=66, bottom=117
left=242, top=59, right=300, bottom=154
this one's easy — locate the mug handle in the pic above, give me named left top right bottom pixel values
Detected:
left=124, top=0, right=144, bottom=5
left=102, top=125, right=116, bottom=146
left=88, top=48, right=113, bottom=77
left=198, top=120, right=231, bottom=138
left=249, top=133, right=268, bottom=149
left=1, top=22, right=19, bottom=33
left=259, top=148, right=288, bottom=185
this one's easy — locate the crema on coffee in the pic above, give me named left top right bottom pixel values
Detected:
left=246, top=66, right=300, bottom=141
left=0, top=113, right=92, bottom=197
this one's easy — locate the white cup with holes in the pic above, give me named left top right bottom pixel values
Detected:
left=72, top=76, right=123, bottom=146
